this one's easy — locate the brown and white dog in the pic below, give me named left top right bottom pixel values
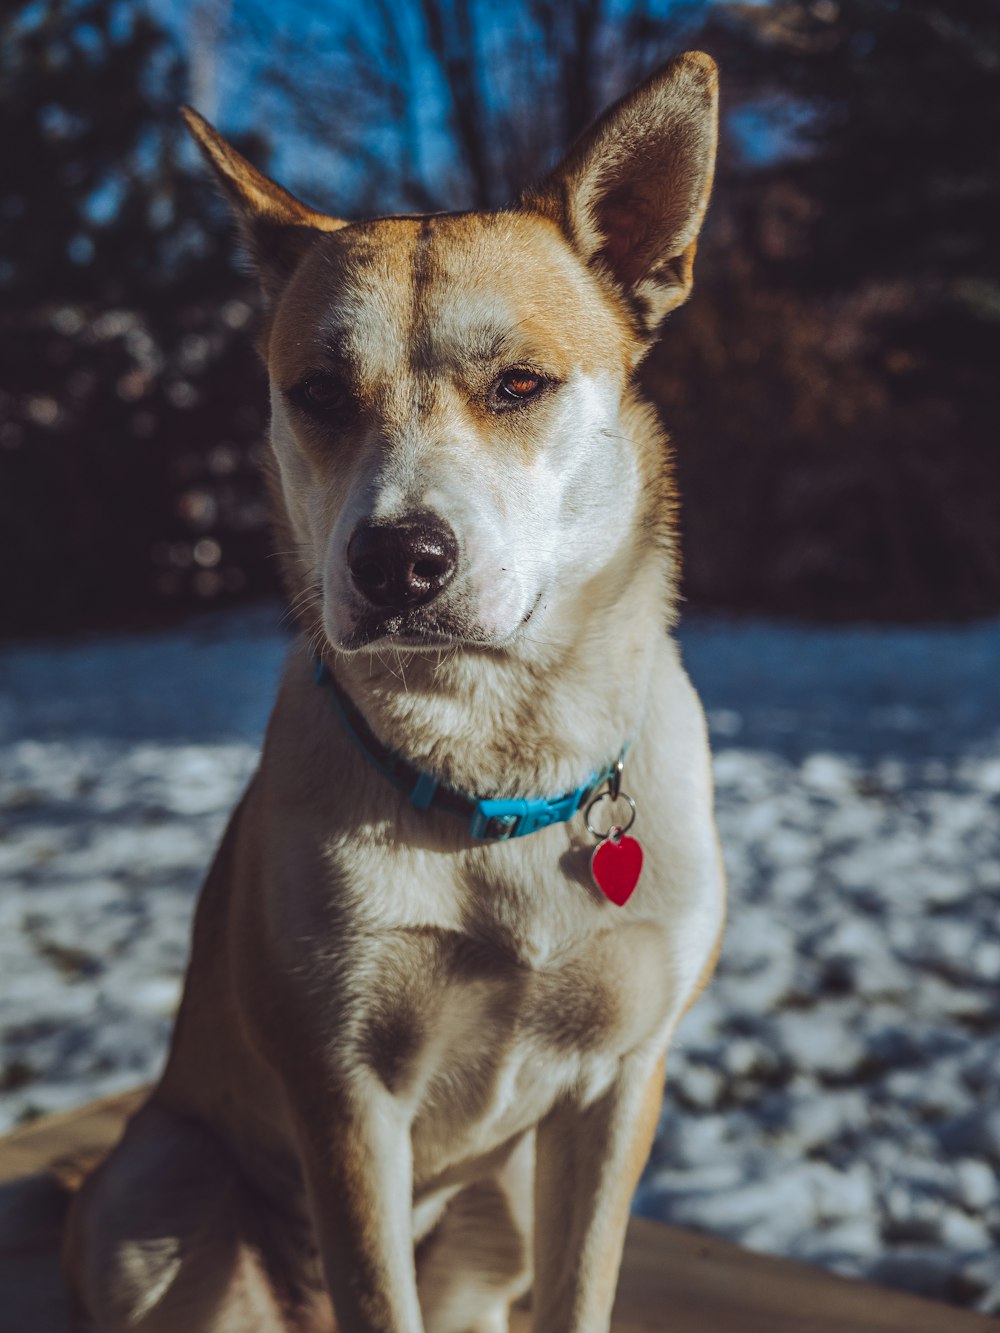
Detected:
left=63, top=52, right=725, bottom=1333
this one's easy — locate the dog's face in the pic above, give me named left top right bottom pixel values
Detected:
left=183, top=53, right=718, bottom=657
left=267, top=213, right=637, bottom=652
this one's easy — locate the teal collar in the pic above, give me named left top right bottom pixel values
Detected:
left=314, top=659, right=622, bottom=842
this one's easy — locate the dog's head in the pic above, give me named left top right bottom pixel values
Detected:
left=184, top=54, right=717, bottom=659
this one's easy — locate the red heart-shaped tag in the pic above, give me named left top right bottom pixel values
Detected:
left=591, top=834, right=643, bottom=906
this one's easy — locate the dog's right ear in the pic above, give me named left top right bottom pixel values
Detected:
left=181, top=107, right=347, bottom=302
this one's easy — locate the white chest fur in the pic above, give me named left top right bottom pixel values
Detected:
left=251, top=635, right=724, bottom=1191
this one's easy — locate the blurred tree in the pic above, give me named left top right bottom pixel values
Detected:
left=5, top=0, right=201, bottom=309
left=227, top=0, right=710, bottom=213
left=718, top=1, right=1000, bottom=296
left=0, top=0, right=276, bottom=635
left=3, top=0, right=999, bottom=634
left=652, top=0, right=1000, bottom=619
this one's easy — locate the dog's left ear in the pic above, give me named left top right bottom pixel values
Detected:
left=181, top=106, right=347, bottom=303
left=523, top=51, right=718, bottom=346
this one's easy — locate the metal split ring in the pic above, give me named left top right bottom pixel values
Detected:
left=585, top=789, right=637, bottom=839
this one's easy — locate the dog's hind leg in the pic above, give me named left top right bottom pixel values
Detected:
left=417, top=1135, right=534, bottom=1333
left=64, top=1103, right=296, bottom=1333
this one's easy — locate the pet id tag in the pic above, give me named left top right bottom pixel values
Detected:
left=590, top=825, right=644, bottom=906
left=585, top=757, right=643, bottom=905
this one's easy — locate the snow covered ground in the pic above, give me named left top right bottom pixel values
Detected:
left=2, top=606, right=999, bottom=1312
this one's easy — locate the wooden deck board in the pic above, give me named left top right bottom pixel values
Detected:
left=0, top=1090, right=992, bottom=1332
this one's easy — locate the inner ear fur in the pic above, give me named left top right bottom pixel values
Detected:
left=181, top=106, right=346, bottom=302
left=523, top=51, right=718, bottom=343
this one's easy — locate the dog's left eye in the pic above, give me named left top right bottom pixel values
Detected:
left=491, top=368, right=549, bottom=408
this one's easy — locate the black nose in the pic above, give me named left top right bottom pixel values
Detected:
left=347, top=515, right=458, bottom=610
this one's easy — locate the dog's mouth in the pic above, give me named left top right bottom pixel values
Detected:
left=333, top=591, right=543, bottom=655
left=339, top=608, right=483, bottom=653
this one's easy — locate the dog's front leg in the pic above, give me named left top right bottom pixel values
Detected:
left=532, top=1050, right=666, bottom=1333
left=292, top=1078, right=424, bottom=1333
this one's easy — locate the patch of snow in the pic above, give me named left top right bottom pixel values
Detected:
left=3, top=606, right=1000, bottom=1313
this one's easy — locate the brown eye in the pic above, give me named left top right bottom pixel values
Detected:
left=292, top=373, right=352, bottom=418
left=493, top=368, right=549, bottom=407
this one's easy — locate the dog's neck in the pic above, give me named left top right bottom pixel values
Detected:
left=324, top=545, right=673, bottom=801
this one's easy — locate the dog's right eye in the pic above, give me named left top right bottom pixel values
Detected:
left=289, top=373, right=353, bottom=419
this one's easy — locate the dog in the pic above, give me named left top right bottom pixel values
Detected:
left=63, top=51, right=725, bottom=1333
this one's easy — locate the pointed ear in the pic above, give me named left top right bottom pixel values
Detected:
left=181, top=106, right=347, bottom=302
left=523, top=52, right=718, bottom=346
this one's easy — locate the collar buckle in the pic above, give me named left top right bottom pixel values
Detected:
left=471, top=784, right=597, bottom=841
left=471, top=801, right=526, bottom=840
